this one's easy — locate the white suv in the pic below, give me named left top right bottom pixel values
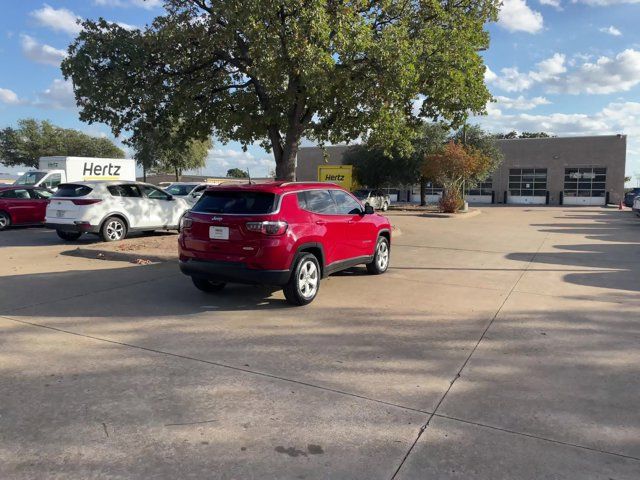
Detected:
left=45, top=181, right=192, bottom=242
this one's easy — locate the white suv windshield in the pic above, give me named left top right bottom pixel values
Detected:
left=15, top=171, right=47, bottom=186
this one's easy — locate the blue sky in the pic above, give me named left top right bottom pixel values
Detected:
left=1, top=1, right=639, bottom=183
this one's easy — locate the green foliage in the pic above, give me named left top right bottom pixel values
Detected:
left=450, top=124, right=503, bottom=185
left=130, top=124, right=211, bottom=181
left=226, top=168, right=248, bottom=178
left=494, top=131, right=554, bottom=139
left=0, top=118, right=124, bottom=168
left=343, top=145, right=419, bottom=189
left=62, top=0, right=499, bottom=180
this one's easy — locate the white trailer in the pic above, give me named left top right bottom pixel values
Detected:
left=15, top=156, right=136, bottom=190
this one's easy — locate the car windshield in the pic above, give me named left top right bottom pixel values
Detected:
left=194, top=190, right=276, bottom=214
left=15, top=171, right=47, bottom=186
left=54, top=184, right=93, bottom=197
left=165, top=184, right=198, bottom=196
left=353, top=190, right=370, bottom=199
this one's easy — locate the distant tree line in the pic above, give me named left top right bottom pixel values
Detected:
left=0, top=119, right=125, bottom=168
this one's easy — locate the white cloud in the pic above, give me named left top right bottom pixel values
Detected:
left=200, top=148, right=275, bottom=177
left=539, top=0, right=562, bottom=9
left=20, top=34, right=66, bottom=67
left=114, top=21, right=138, bottom=30
left=575, top=0, right=640, bottom=5
left=498, top=0, right=544, bottom=34
left=494, top=95, right=551, bottom=110
left=599, top=25, right=622, bottom=36
left=486, top=53, right=565, bottom=92
left=487, top=49, right=640, bottom=95
left=30, top=4, right=81, bottom=35
left=35, top=79, right=76, bottom=110
left=556, top=49, right=640, bottom=94
left=0, top=88, right=21, bottom=105
left=93, top=0, right=162, bottom=9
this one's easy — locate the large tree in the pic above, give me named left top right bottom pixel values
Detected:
left=130, top=124, right=212, bottom=181
left=0, top=119, right=124, bottom=168
left=226, top=168, right=248, bottom=178
left=62, top=0, right=499, bottom=181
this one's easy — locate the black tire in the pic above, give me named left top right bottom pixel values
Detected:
left=0, top=211, right=10, bottom=231
left=366, top=236, right=390, bottom=275
left=100, top=216, right=127, bottom=242
left=192, top=277, right=226, bottom=293
left=283, top=253, right=321, bottom=306
left=56, top=230, right=82, bottom=241
left=381, top=202, right=389, bottom=211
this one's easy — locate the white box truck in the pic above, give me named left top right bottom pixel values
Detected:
left=15, top=156, right=136, bottom=190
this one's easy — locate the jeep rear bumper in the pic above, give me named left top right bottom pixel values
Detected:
left=179, top=259, right=291, bottom=286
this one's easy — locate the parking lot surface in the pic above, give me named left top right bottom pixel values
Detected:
left=1, top=206, right=639, bottom=479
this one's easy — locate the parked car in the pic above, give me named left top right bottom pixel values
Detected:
left=163, top=182, right=208, bottom=204
left=353, top=189, right=391, bottom=211
left=633, top=195, right=640, bottom=216
left=624, top=188, right=640, bottom=208
left=45, top=181, right=192, bottom=242
left=0, top=186, right=54, bottom=230
left=179, top=182, right=392, bottom=306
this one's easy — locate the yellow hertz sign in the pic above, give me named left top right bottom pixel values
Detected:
left=318, top=165, right=354, bottom=190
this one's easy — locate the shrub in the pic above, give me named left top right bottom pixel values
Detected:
left=439, top=190, right=463, bottom=213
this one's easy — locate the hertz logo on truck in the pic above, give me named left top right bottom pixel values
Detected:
left=83, top=163, right=122, bottom=176
left=325, top=174, right=345, bottom=181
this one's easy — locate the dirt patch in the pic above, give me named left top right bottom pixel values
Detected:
left=71, top=232, right=179, bottom=264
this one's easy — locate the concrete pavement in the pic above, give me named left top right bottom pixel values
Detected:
left=0, top=206, right=638, bottom=479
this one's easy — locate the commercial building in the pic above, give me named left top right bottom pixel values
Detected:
left=296, top=135, right=627, bottom=206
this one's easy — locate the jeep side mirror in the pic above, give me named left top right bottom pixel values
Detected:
left=364, top=204, right=374, bottom=215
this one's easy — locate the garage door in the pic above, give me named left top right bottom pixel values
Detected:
left=508, top=168, right=547, bottom=204
left=563, top=167, right=607, bottom=206
left=466, top=178, right=493, bottom=204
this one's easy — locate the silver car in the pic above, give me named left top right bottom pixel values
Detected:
left=353, top=189, right=391, bottom=211
left=163, top=182, right=208, bottom=205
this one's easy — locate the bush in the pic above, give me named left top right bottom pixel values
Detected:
left=439, top=190, right=463, bottom=213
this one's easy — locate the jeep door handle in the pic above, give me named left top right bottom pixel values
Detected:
left=315, top=220, right=326, bottom=225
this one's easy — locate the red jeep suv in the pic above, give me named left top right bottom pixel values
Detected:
left=179, top=182, right=391, bottom=305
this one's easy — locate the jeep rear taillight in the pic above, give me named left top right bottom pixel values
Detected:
left=245, top=220, right=288, bottom=235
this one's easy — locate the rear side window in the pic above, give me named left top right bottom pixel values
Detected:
left=0, top=189, right=30, bottom=199
left=330, top=190, right=363, bottom=215
left=54, top=184, right=93, bottom=198
left=301, top=190, right=337, bottom=214
left=108, top=185, right=142, bottom=197
left=194, top=191, right=276, bottom=214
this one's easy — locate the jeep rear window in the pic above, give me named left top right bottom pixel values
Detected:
left=194, top=191, right=276, bottom=214
left=54, top=184, right=93, bottom=198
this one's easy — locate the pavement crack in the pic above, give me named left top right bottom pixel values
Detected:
left=165, top=419, right=217, bottom=427
left=389, top=234, right=550, bottom=480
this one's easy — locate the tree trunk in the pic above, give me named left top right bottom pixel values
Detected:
left=271, top=126, right=301, bottom=182
left=420, top=176, right=427, bottom=206
left=174, top=166, right=180, bottom=182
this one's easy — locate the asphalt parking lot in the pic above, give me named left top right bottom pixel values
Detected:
left=1, top=206, right=639, bottom=479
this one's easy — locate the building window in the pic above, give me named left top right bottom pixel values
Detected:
left=563, top=167, right=606, bottom=197
left=509, top=168, right=547, bottom=196
left=467, top=178, right=493, bottom=196
left=423, top=182, right=443, bottom=196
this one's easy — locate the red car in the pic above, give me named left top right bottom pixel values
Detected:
left=179, top=182, right=392, bottom=305
left=0, top=185, right=54, bottom=230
